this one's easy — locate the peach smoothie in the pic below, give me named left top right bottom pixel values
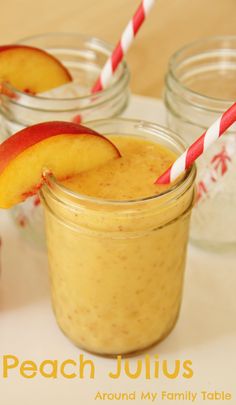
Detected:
left=41, top=120, right=196, bottom=356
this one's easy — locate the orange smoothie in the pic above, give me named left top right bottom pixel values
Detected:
left=63, top=135, right=177, bottom=200
left=41, top=124, right=196, bottom=356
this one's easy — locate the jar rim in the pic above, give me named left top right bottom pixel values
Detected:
left=168, top=35, right=236, bottom=107
left=4, top=32, right=129, bottom=105
left=40, top=118, right=196, bottom=209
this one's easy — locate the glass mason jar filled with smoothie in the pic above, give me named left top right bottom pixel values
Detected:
left=165, top=36, right=236, bottom=250
left=40, top=118, right=196, bottom=356
left=0, top=33, right=129, bottom=246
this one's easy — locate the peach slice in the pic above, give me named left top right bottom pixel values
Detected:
left=0, top=121, right=120, bottom=208
left=0, top=45, right=72, bottom=94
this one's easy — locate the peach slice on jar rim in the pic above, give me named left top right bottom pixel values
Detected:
left=0, top=121, right=121, bottom=209
left=0, top=44, right=72, bottom=94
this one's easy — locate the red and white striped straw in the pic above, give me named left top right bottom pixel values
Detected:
left=92, top=0, right=156, bottom=93
left=155, top=102, right=236, bottom=184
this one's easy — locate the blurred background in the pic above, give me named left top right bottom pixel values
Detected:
left=2, top=0, right=236, bottom=97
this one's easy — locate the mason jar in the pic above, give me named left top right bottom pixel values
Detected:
left=0, top=32, right=130, bottom=247
left=165, top=36, right=236, bottom=250
left=40, top=118, right=196, bottom=356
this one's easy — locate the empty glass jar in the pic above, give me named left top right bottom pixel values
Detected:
left=165, top=36, right=236, bottom=250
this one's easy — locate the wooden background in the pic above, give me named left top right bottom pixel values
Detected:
left=1, top=0, right=236, bottom=97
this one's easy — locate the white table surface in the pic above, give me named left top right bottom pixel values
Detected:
left=0, top=95, right=235, bottom=405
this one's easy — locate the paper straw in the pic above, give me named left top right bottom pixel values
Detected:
left=155, top=102, right=236, bottom=185
left=92, top=0, right=156, bottom=93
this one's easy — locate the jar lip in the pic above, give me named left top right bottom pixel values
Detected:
left=168, top=35, right=236, bottom=106
left=5, top=32, right=129, bottom=104
left=41, top=118, right=196, bottom=208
